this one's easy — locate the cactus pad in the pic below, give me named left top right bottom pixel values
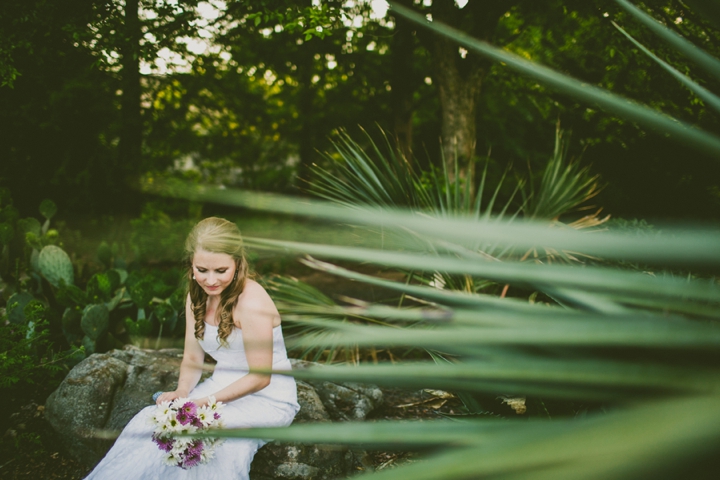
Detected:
left=62, top=307, right=83, bottom=335
left=39, top=199, right=57, bottom=220
left=7, top=292, right=34, bottom=324
left=38, top=245, right=74, bottom=288
left=87, top=273, right=113, bottom=302
left=82, top=335, right=96, bottom=356
left=125, top=316, right=152, bottom=336
left=0, top=222, right=13, bottom=245
left=17, top=217, right=41, bottom=236
left=81, top=303, right=109, bottom=340
left=97, top=241, right=112, bottom=268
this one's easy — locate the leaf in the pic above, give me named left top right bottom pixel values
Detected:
left=39, top=199, right=57, bottom=220
left=612, top=21, right=720, bottom=115
left=614, top=0, right=720, bottom=79
left=387, top=2, right=720, bottom=158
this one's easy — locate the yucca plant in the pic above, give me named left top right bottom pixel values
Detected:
left=150, top=0, right=720, bottom=477
left=157, top=174, right=720, bottom=476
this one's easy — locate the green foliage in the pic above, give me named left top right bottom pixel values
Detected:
left=6, top=291, right=33, bottom=325
left=38, top=199, right=56, bottom=221
left=1, top=192, right=187, bottom=365
left=129, top=202, right=194, bottom=262
left=0, top=302, right=77, bottom=390
left=311, top=127, right=523, bottom=219
left=185, top=2, right=720, bottom=476
left=97, top=241, right=112, bottom=268
left=180, top=181, right=720, bottom=477
left=81, top=304, right=110, bottom=341
left=37, top=245, right=74, bottom=288
left=522, top=126, right=602, bottom=221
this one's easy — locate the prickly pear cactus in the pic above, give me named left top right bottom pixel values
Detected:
left=39, top=199, right=57, bottom=220
left=38, top=245, right=74, bottom=288
left=87, top=273, right=113, bottom=302
left=125, top=316, right=152, bottom=336
left=55, top=283, right=88, bottom=308
left=82, top=335, right=96, bottom=355
left=81, top=303, right=109, bottom=340
left=6, top=291, right=34, bottom=324
left=30, top=248, right=40, bottom=273
left=62, top=307, right=83, bottom=342
left=0, top=222, right=13, bottom=245
left=153, top=302, right=177, bottom=332
left=128, top=277, right=153, bottom=309
left=17, top=217, right=41, bottom=237
left=97, top=241, right=112, bottom=268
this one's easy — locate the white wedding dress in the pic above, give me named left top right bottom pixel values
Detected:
left=85, top=324, right=300, bottom=480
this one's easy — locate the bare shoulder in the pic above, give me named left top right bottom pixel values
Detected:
left=237, top=279, right=273, bottom=304
left=234, top=279, right=280, bottom=327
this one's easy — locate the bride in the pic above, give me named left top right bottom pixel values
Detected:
left=85, top=217, right=300, bottom=479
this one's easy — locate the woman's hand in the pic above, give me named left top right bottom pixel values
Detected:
left=155, top=390, right=187, bottom=405
left=190, top=396, right=211, bottom=407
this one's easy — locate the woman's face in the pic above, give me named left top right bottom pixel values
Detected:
left=192, top=248, right=236, bottom=296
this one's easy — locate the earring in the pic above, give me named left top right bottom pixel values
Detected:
left=192, top=275, right=196, bottom=280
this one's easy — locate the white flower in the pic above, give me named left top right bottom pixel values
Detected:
left=154, top=421, right=173, bottom=436
left=170, top=439, right=189, bottom=458
left=153, top=401, right=174, bottom=423
left=171, top=397, right=190, bottom=409
left=200, top=445, right=215, bottom=463
left=195, top=406, right=215, bottom=427
left=161, top=453, right=179, bottom=467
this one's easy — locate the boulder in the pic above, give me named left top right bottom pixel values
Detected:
left=45, top=346, right=382, bottom=479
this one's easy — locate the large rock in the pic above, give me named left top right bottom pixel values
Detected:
left=249, top=360, right=384, bottom=480
left=45, top=346, right=382, bottom=479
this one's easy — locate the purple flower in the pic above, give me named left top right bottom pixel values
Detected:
left=191, top=416, right=203, bottom=428
left=152, top=434, right=175, bottom=453
left=213, top=412, right=220, bottom=420
left=176, top=409, right=190, bottom=425
left=180, top=442, right=203, bottom=469
left=188, top=440, right=204, bottom=455
left=180, top=402, right=197, bottom=416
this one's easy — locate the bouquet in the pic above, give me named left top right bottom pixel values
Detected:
left=150, top=396, right=225, bottom=469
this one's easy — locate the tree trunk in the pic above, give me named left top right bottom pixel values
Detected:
left=296, top=44, right=317, bottom=186
left=431, top=36, right=485, bottom=181
left=390, top=0, right=420, bottom=163
left=426, top=0, right=519, bottom=181
left=119, top=0, right=142, bottom=177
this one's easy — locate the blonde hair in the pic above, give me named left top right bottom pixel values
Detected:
left=185, top=217, right=249, bottom=345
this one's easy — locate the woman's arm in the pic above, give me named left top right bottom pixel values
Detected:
left=192, top=280, right=276, bottom=405
left=156, top=295, right=206, bottom=404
